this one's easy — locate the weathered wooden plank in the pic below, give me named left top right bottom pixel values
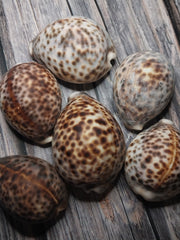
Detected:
left=0, top=0, right=180, bottom=240
left=164, top=0, right=180, bottom=43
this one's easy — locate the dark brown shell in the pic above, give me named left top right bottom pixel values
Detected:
left=52, top=92, right=126, bottom=193
left=0, top=155, right=68, bottom=222
left=0, top=62, right=62, bottom=144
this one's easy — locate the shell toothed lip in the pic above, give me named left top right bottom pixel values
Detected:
left=29, top=16, right=116, bottom=84
left=0, top=62, right=62, bottom=144
left=52, top=93, right=126, bottom=194
left=124, top=119, right=180, bottom=201
left=113, top=51, right=174, bottom=131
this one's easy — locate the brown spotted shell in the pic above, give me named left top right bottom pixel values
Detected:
left=0, top=155, right=68, bottom=222
left=52, top=92, right=126, bottom=194
left=0, top=62, right=62, bottom=144
left=29, top=16, right=116, bottom=84
left=114, top=51, right=174, bottom=131
left=125, top=119, right=180, bottom=201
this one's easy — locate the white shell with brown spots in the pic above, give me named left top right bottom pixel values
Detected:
left=125, top=119, right=180, bottom=201
left=0, top=155, right=68, bottom=222
left=114, top=51, right=174, bottom=131
left=52, top=92, right=126, bottom=194
left=0, top=62, right=62, bottom=144
left=29, top=16, right=116, bottom=84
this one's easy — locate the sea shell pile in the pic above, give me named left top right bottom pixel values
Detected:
left=0, top=15, right=179, bottom=224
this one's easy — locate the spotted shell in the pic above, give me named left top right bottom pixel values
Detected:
left=0, top=155, right=68, bottom=222
left=29, top=16, right=116, bottom=84
left=114, top=51, right=174, bottom=131
left=0, top=62, right=62, bottom=144
left=125, top=119, right=180, bottom=201
left=52, top=92, right=126, bottom=194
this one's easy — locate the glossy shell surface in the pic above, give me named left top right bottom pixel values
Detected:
left=29, top=16, right=116, bottom=84
left=0, top=155, right=68, bottom=222
left=114, top=51, right=174, bottom=130
left=52, top=92, right=126, bottom=193
left=125, top=119, right=180, bottom=201
left=0, top=62, right=62, bottom=144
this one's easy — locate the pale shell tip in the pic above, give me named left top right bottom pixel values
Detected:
left=68, top=91, right=86, bottom=103
left=159, top=119, right=174, bottom=126
left=126, top=123, right=144, bottom=131
left=107, top=51, right=116, bottom=68
left=35, top=136, right=53, bottom=145
left=29, top=41, right=33, bottom=57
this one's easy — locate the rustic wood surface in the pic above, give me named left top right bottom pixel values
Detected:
left=0, top=0, right=180, bottom=239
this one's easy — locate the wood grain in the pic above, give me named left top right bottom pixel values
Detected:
left=0, top=0, right=180, bottom=239
left=164, top=0, right=180, bottom=43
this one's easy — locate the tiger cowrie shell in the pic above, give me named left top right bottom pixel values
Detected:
left=114, top=51, right=174, bottom=130
left=29, top=16, right=116, bottom=84
left=125, top=119, right=180, bottom=201
left=0, top=62, right=62, bottom=144
left=52, top=92, right=126, bottom=194
left=0, top=155, right=68, bottom=222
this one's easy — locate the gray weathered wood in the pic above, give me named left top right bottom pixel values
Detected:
left=0, top=0, right=180, bottom=239
left=164, top=0, right=180, bottom=43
